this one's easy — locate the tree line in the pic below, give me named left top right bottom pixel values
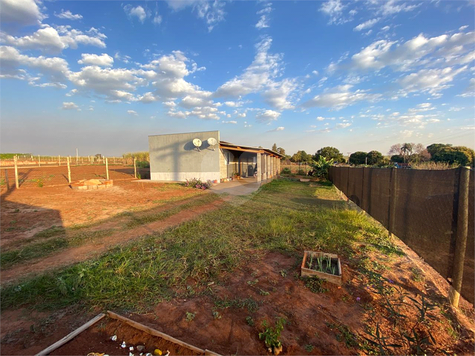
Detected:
left=273, top=143, right=475, bottom=168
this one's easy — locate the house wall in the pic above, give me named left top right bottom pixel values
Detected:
left=149, top=131, right=220, bottom=182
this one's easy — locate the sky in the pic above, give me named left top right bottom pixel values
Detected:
left=1, top=0, right=474, bottom=157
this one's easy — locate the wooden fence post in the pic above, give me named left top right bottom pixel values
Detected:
left=38, top=155, right=41, bottom=167
left=449, top=166, right=470, bottom=307
left=134, top=158, right=137, bottom=179
left=14, top=156, right=19, bottom=189
left=105, top=158, right=109, bottom=180
left=67, top=156, right=71, bottom=183
left=58, top=155, right=61, bottom=166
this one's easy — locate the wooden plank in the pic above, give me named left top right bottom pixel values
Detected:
left=107, top=311, right=206, bottom=354
left=35, top=313, right=105, bottom=356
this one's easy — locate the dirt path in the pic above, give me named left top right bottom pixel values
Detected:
left=1, top=198, right=224, bottom=284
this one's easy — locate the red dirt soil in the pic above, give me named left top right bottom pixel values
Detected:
left=1, top=248, right=474, bottom=355
left=50, top=318, right=202, bottom=356
left=1, top=173, right=203, bottom=250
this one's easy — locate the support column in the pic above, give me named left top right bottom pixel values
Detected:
left=256, top=153, right=261, bottom=183
left=264, top=154, right=268, bottom=180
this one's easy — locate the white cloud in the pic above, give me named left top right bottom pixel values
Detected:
left=320, top=0, right=349, bottom=25
left=0, top=25, right=107, bottom=54
left=398, top=66, right=467, bottom=97
left=123, top=5, right=149, bottom=23
left=381, top=25, right=390, bottom=32
left=302, top=84, right=381, bottom=110
left=316, top=116, right=326, bottom=121
left=215, top=36, right=298, bottom=110
left=255, top=3, right=272, bottom=30
left=68, top=65, right=145, bottom=101
left=62, top=102, right=79, bottom=110
left=459, top=78, right=475, bottom=97
left=377, top=0, right=420, bottom=16
left=256, top=110, right=281, bottom=123
left=195, top=0, right=226, bottom=32
left=127, top=110, right=138, bottom=116
left=78, top=53, right=114, bottom=67
left=0, top=45, right=70, bottom=86
left=354, top=18, right=380, bottom=32
left=256, top=15, right=270, bottom=29
left=0, top=0, right=45, bottom=28
left=222, top=120, right=237, bottom=124
left=153, top=14, right=162, bottom=25
left=262, top=79, right=298, bottom=110
left=336, top=122, right=351, bottom=129
left=55, top=10, right=83, bottom=20
left=338, top=30, right=475, bottom=73
left=267, top=126, right=284, bottom=132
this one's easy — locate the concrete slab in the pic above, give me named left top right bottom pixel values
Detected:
left=210, top=177, right=266, bottom=196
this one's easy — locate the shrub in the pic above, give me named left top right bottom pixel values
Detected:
left=281, top=167, right=291, bottom=174
left=297, top=169, right=306, bottom=175
left=183, top=178, right=213, bottom=190
left=136, top=161, right=150, bottom=169
left=310, top=156, right=333, bottom=179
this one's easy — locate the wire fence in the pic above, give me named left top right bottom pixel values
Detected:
left=329, top=166, right=474, bottom=304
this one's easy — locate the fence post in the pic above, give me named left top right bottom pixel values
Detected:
left=58, top=155, right=61, bottom=166
left=67, top=156, right=71, bottom=183
left=134, top=158, right=137, bottom=179
left=388, top=168, right=398, bottom=238
left=449, top=166, right=470, bottom=307
left=14, top=156, right=19, bottom=189
left=38, top=155, right=41, bottom=167
left=105, top=158, right=109, bottom=180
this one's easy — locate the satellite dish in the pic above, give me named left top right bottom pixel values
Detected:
left=193, top=138, right=202, bottom=151
left=207, top=137, right=217, bottom=146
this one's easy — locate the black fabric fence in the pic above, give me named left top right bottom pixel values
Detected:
left=329, top=166, right=474, bottom=304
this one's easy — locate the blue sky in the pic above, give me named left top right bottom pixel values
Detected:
left=1, top=0, right=474, bottom=156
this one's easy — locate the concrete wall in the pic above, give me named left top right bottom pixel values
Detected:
left=149, top=131, right=220, bottom=182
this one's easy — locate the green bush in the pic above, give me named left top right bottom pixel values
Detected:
left=281, top=167, right=291, bottom=174
left=136, top=161, right=150, bottom=168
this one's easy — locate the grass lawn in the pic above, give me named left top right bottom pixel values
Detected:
left=1, top=179, right=472, bottom=355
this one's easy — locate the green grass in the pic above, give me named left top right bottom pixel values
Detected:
left=1, top=179, right=394, bottom=312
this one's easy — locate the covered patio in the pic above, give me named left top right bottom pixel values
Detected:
left=219, top=141, right=283, bottom=183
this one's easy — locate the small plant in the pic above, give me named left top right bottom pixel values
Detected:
left=182, top=178, right=213, bottom=190
left=212, top=311, right=222, bottom=320
left=259, top=289, right=270, bottom=296
left=411, top=267, right=424, bottom=282
left=307, top=254, right=339, bottom=276
left=281, top=167, right=291, bottom=174
left=303, top=277, right=328, bottom=293
left=185, top=311, right=195, bottom=322
left=246, top=316, right=255, bottom=326
left=36, top=178, right=44, bottom=187
left=280, top=269, right=287, bottom=277
left=304, top=344, right=314, bottom=352
left=259, top=318, right=286, bottom=355
left=136, top=173, right=141, bottom=180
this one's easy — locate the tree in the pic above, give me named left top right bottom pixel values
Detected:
left=391, top=155, right=404, bottom=163
left=401, top=143, right=413, bottom=162
left=433, top=146, right=474, bottom=166
left=349, top=151, right=367, bottom=165
left=388, top=143, right=402, bottom=156
left=272, top=143, right=278, bottom=152
left=426, top=143, right=452, bottom=158
left=314, top=146, right=345, bottom=163
left=366, top=150, right=383, bottom=165
left=291, top=150, right=312, bottom=164
left=277, top=147, right=286, bottom=156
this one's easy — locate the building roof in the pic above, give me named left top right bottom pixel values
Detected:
left=219, top=141, right=284, bottom=158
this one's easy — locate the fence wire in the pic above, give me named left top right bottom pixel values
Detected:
left=329, top=166, right=474, bottom=304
